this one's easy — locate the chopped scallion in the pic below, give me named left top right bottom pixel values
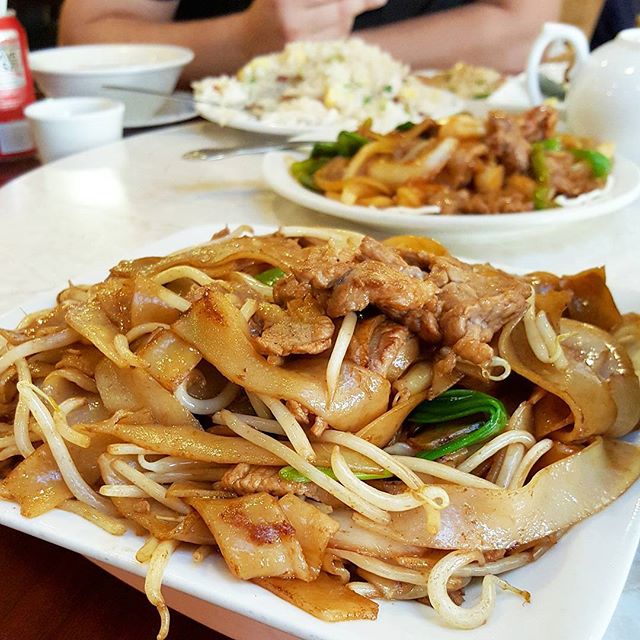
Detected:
left=410, top=389, right=507, bottom=461
left=279, top=465, right=392, bottom=483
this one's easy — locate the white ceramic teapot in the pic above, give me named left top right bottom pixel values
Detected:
left=527, top=23, right=640, bottom=164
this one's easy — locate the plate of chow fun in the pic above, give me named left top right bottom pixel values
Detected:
left=0, top=225, right=639, bottom=640
left=263, top=105, right=640, bottom=237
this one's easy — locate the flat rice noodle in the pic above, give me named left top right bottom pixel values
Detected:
left=86, top=419, right=384, bottom=472
left=0, top=434, right=115, bottom=517
left=136, top=329, right=201, bottom=391
left=0, top=446, right=71, bottom=516
left=356, top=391, right=429, bottom=447
left=359, top=563, right=466, bottom=595
left=329, top=509, right=427, bottom=559
left=94, top=358, right=200, bottom=428
left=499, top=317, right=640, bottom=441
left=356, top=569, right=430, bottom=600
left=353, top=438, right=640, bottom=550
left=173, top=288, right=390, bottom=430
left=38, top=374, right=79, bottom=404
left=111, top=236, right=305, bottom=279
left=55, top=344, right=104, bottom=377
left=0, top=368, right=16, bottom=404
left=89, top=278, right=133, bottom=333
left=131, top=276, right=181, bottom=326
left=0, top=401, right=16, bottom=418
left=89, top=420, right=282, bottom=465
left=279, top=494, right=339, bottom=578
left=35, top=371, right=110, bottom=424
left=531, top=440, right=583, bottom=475
left=528, top=268, right=622, bottom=331
left=189, top=493, right=311, bottom=580
left=613, top=313, right=640, bottom=378
left=0, top=306, right=68, bottom=345
left=65, top=302, right=132, bottom=368
left=559, top=267, right=622, bottom=331
left=530, top=392, right=573, bottom=439
left=254, top=573, right=378, bottom=622
left=110, top=497, right=215, bottom=544
left=66, top=395, right=111, bottom=425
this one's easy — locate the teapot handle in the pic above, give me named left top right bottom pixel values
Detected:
left=526, top=22, right=590, bottom=105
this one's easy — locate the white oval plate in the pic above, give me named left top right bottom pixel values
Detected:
left=123, top=91, right=198, bottom=129
left=195, top=86, right=463, bottom=138
left=0, top=224, right=639, bottom=640
left=263, top=151, right=640, bottom=238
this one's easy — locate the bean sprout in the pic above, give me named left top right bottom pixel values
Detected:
left=326, top=312, right=357, bottom=402
left=174, top=379, right=239, bottom=415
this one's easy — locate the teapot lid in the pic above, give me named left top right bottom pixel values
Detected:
left=617, top=29, right=640, bottom=46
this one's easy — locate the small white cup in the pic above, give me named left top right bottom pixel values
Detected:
left=24, top=97, right=125, bottom=163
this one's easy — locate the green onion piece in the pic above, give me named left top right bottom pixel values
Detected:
left=311, top=141, right=340, bottom=158
left=531, top=142, right=550, bottom=182
left=538, top=137, right=562, bottom=152
left=410, top=389, right=507, bottom=461
left=533, top=184, right=555, bottom=210
left=531, top=143, right=558, bottom=210
left=570, top=149, right=612, bottom=178
left=311, top=131, right=370, bottom=159
left=290, top=157, right=330, bottom=191
left=279, top=465, right=393, bottom=484
left=395, top=121, right=415, bottom=132
left=254, top=267, right=286, bottom=286
left=335, top=131, right=370, bottom=157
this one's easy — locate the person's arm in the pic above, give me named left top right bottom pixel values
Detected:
left=58, top=0, right=387, bottom=82
left=358, top=0, right=562, bottom=73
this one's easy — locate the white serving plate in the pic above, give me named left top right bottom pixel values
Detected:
left=123, top=91, right=198, bottom=129
left=195, top=86, right=463, bottom=138
left=263, top=151, right=640, bottom=241
left=1, top=224, right=639, bottom=640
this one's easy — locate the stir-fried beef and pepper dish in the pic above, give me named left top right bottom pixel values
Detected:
left=291, top=106, right=613, bottom=213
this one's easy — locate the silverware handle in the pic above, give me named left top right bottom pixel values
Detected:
left=182, top=141, right=321, bottom=161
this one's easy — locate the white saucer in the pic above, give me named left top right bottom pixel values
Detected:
left=124, top=91, right=198, bottom=129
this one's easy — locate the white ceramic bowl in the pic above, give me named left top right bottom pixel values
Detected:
left=29, top=44, right=194, bottom=124
left=25, top=97, right=124, bottom=163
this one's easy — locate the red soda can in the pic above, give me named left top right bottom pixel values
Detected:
left=0, top=9, right=35, bottom=160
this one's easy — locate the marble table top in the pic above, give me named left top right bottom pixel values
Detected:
left=0, top=121, right=638, bottom=639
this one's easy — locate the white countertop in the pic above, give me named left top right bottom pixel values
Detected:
left=0, top=121, right=638, bottom=639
